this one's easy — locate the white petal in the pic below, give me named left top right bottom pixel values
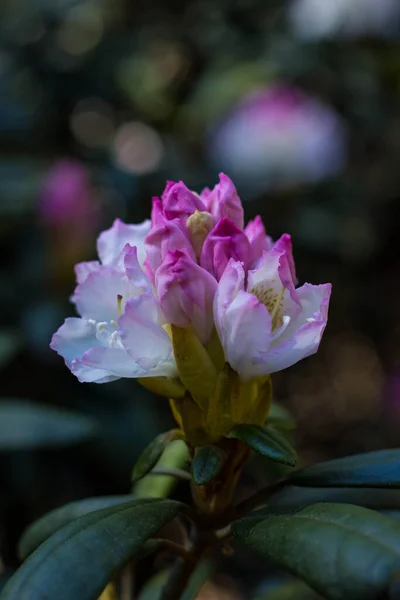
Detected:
left=74, top=261, right=101, bottom=284
left=50, top=318, right=99, bottom=367
left=72, top=266, right=139, bottom=322
left=97, top=219, right=151, bottom=267
left=119, top=295, right=177, bottom=377
left=276, top=282, right=331, bottom=343
left=219, top=289, right=272, bottom=381
left=123, top=245, right=153, bottom=293
left=265, top=282, right=332, bottom=373
left=214, top=259, right=245, bottom=333
left=261, top=319, right=328, bottom=373
left=79, top=346, right=147, bottom=378
left=247, top=248, right=301, bottom=331
left=71, top=359, right=119, bottom=383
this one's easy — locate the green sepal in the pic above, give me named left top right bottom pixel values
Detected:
left=131, top=429, right=183, bottom=483
left=138, top=376, right=186, bottom=400
left=191, top=446, right=226, bottom=486
left=228, top=424, right=297, bottom=467
left=171, top=325, right=217, bottom=410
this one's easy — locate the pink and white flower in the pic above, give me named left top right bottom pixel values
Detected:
left=51, top=174, right=331, bottom=385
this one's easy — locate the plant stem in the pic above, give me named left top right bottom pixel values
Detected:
left=160, top=535, right=209, bottom=600
left=150, top=467, right=191, bottom=481
left=159, top=556, right=198, bottom=600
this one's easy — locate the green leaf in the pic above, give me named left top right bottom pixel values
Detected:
left=191, top=446, right=225, bottom=486
left=0, top=498, right=181, bottom=600
left=269, top=485, right=400, bottom=511
left=266, top=403, right=296, bottom=431
left=137, top=560, right=213, bottom=600
left=132, top=430, right=182, bottom=483
left=288, top=449, right=400, bottom=488
left=0, top=399, right=98, bottom=451
left=19, top=495, right=133, bottom=560
left=228, top=424, right=297, bottom=467
left=233, top=502, right=400, bottom=600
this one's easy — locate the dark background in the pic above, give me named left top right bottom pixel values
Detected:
left=0, top=0, right=399, bottom=593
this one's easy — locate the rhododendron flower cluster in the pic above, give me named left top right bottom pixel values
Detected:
left=51, top=174, right=331, bottom=442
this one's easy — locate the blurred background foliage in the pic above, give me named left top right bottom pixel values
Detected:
left=0, top=0, right=399, bottom=596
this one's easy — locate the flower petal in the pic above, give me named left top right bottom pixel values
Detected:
left=74, top=261, right=101, bottom=284
left=162, top=181, right=206, bottom=222
left=144, top=213, right=196, bottom=279
left=205, top=173, right=244, bottom=229
left=123, top=244, right=152, bottom=293
left=79, top=346, right=146, bottom=378
left=71, top=359, right=119, bottom=383
left=200, top=218, right=251, bottom=280
left=265, top=282, right=331, bottom=373
left=156, top=250, right=217, bottom=344
left=247, top=243, right=301, bottom=331
left=244, top=216, right=273, bottom=265
left=219, top=289, right=272, bottom=381
left=72, top=266, right=138, bottom=322
left=97, top=218, right=151, bottom=267
left=213, top=258, right=245, bottom=333
left=50, top=317, right=98, bottom=367
left=119, top=295, right=177, bottom=377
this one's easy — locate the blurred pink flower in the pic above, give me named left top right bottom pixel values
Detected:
left=39, top=159, right=98, bottom=226
left=208, top=85, right=347, bottom=193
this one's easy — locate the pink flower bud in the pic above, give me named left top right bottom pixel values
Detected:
left=204, top=173, right=244, bottom=230
left=156, top=250, right=217, bottom=344
left=162, top=181, right=206, bottom=223
left=244, top=215, right=273, bottom=265
left=200, top=218, right=251, bottom=280
left=144, top=199, right=196, bottom=280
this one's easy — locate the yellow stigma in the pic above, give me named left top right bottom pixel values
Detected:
left=186, top=210, right=214, bottom=258
left=117, top=294, right=123, bottom=316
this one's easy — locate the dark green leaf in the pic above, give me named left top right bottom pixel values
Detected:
left=1, top=498, right=181, bottom=600
left=0, top=399, right=98, bottom=450
left=288, top=449, right=400, bottom=488
left=19, top=495, right=133, bottom=560
left=132, top=430, right=182, bottom=483
left=229, top=424, right=297, bottom=467
left=233, top=502, right=400, bottom=600
left=269, top=485, right=400, bottom=511
left=266, top=403, right=296, bottom=431
left=191, top=446, right=225, bottom=486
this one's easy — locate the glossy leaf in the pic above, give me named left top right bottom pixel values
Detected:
left=0, top=399, right=98, bottom=450
left=1, top=498, right=181, bottom=600
left=266, top=403, right=296, bottom=431
left=233, top=502, right=400, bottom=600
left=229, top=424, right=297, bottom=467
left=19, top=495, right=133, bottom=560
left=288, top=449, right=400, bottom=488
left=191, top=446, right=225, bottom=486
left=132, top=430, right=182, bottom=483
left=269, top=485, right=400, bottom=510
